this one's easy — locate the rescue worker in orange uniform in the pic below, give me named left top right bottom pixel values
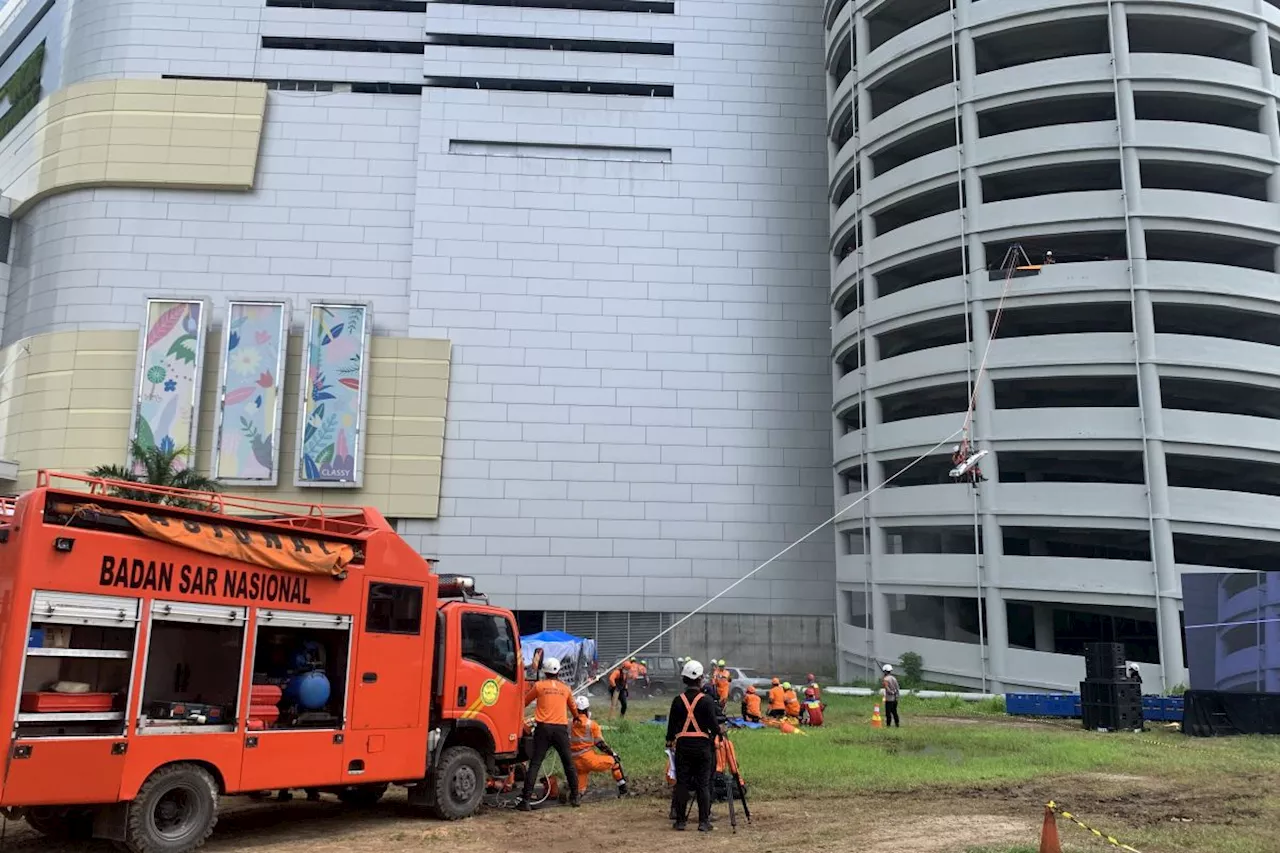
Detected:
left=519, top=656, right=580, bottom=810
left=782, top=681, right=801, bottom=719
left=740, top=685, right=763, bottom=723
left=767, top=677, right=786, bottom=719
left=801, top=686, right=825, bottom=726
left=806, top=672, right=821, bottom=700
left=609, top=663, right=631, bottom=718
left=714, top=659, right=731, bottom=711
left=570, top=696, right=628, bottom=797
left=665, top=659, right=721, bottom=832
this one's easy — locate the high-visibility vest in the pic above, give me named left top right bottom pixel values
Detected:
left=570, top=718, right=598, bottom=756
left=677, top=693, right=710, bottom=739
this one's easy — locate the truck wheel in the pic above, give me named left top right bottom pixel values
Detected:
left=648, top=683, right=668, bottom=698
left=124, top=764, right=218, bottom=853
left=25, top=806, right=95, bottom=840
left=427, top=746, right=486, bottom=820
left=336, top=784, right=388, bottom=807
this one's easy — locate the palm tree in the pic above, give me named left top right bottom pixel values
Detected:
left=88, top=441, right=222, bottom=509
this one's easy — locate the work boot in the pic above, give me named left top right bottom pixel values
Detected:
left=673, top=821, right=687, bottom=831
left=617, top=781, right=628, bottom=797
left=569, top=796, right=581, bottom=808
left=698, top=821, right=714, bottom=832
left=516, top=799, right=533, bottom=812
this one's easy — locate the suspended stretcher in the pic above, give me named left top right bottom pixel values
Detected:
left=949, top=448, right=988, bottom=481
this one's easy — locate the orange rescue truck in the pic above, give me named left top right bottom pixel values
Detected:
left=0, top=472, right=531, bottom=853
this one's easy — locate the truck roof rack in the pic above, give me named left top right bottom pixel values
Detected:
left=34, top=470, right=387, bottom=539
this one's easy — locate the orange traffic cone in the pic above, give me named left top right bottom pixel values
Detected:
left=1038, top=805, right=1062, bottom=853
left=871, top=704, right=883, bottom=728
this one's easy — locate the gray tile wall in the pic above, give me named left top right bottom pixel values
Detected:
left=1, top=0, right=837, bottom=623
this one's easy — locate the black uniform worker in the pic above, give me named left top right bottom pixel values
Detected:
left=665, top=658, right=721, bottom=832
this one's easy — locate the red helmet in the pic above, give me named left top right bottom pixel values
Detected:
left=804, top=687, right=816, bottom=699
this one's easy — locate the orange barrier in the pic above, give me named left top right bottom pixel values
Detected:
left=1039, top=804, right=1062, bottom=853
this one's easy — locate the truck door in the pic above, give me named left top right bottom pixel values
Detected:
left=344, top=581, right=429, bottom=780
left=448, top=607, right=523, bottom=756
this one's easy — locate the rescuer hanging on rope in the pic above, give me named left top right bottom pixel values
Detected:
left=949, top=439, right=988, bottom=487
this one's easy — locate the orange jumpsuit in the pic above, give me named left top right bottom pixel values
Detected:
left=569, top=716, right=624, bottom=795
left=740, top=692, right=762, bottom=722
left=783, top=689, right=801, bottom=718
left=767, top=685, right=786, bottom=716
left=715, top=668, right=731, bottom=703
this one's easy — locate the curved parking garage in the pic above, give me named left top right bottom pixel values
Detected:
left=829, top=0, right=1280, bottom=691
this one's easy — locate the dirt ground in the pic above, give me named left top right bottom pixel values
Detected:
left=3, top=791, right=1042, bottom=853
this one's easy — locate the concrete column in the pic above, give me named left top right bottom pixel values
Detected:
left=1253, top=24, right=1280, bottom=269
left=1033, top=604, right=1056, bottom=653
left=955, top=0, right=1004, bottom=692
left=1111, top=2, right=1186, bottom=691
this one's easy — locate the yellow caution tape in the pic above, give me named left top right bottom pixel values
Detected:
left=1047, top=801, right=1143, bottom=853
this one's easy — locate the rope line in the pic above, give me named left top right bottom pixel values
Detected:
left=961, top=258, right=1019, bottom=435
left=575, top=424, right=967, bottom=694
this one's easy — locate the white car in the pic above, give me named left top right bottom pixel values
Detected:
left=726, top=667, right=774, bottom=702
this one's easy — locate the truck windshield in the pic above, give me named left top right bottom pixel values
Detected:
left=461, top=613, right=518, bottom=681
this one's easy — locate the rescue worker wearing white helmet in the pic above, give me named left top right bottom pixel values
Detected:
left=569, top=695, right=629, bottom=798
left=519, top=656, right=580, bottom=810
left=881, top=664, right=901, bottom=728
left=664, top=659, right=721, bottom=832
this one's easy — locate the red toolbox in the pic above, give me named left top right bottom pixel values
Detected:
left=248, top=684, right=282, bottom=730
left=20, top=692, right=115, bottom=713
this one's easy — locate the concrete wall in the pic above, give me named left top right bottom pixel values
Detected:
left=671, top=613, right=836, bottom=678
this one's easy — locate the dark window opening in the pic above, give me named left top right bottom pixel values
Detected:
left=833, top=107, right=855, bottom=149
left=999, top=451, right=1146, bottom=485
left=868, top=47, right=953, bottom=118
left=981, top=160, right=1122, bottom=203
left=461, top=612, right=518, bottom=681
left=1155, top=302, right=1280, bottom=347
left=433, top=0, right=674, bottom=10
left=995, top=376, right=1139, bottom=409
left=875, top=246, right=964, bottom=297
left=974, top=17, right=1110, bottom=74
left=1162, top=377, right=1280, bottom=421
left=993, top=302, right=1133, bottom=338
left=884, top=525, right=981, bottom=555
left=842, top=470, right=865, bottom=495
left=832, top=168, right=859, bottom=208
left=882, top=454, right=953, bottom=487
left=834, top=281, right=865, bottom=318
left=1175, top=532, right=1280, bottom=571
left=1133, top=91, right=1261, bottom=133
left=867, top=0, right=950, bottom=52
left=1127, top=15, right=1253, bottom=65
left=267, top=0, right=427, bottom=10
left=164, top=73, right=422, bottom=95
left=842, top=588, right=871, bottom=628
left=870, top=119, right=956, bottom=177
left=827, top=0, right=852, bottom=29
left=836, top=339, right=866, bottom=375
left=262, top=36, right=422, bottom=53
left=834, top=224, right=863, bottom=261
left=423, top=32, right=674, bottom=55
left=1006, top=599, right=1159, bottom=663
left=1146, top=230, right=1275, bottom=273
left=873, top=183, right=961, bottom=236
left=839, top=404, right=864, bottom=434
left=1167, top=454, right=1280, bottom=499
left=366, top=583, right=424, bottom=635
left=842, top=529, right=868, bottom=556
left=880, top=382, right=969, bottom=423
left=978, top=93, right=1116, bottom=137
left=985, top=231, right=1128, bottom=269
left=425, top=76, right=673, bottom=97
left=1003, top=526, right=1151, bottom=561
left=877, top=314, right=967, bottom=360
left=888, top=594, right=986, bottom=644
left=831, top=36, right=853, bottom=83
left=513, top=610, right=545, bottom=636
left=1141, top=161, right=1268, bottom=201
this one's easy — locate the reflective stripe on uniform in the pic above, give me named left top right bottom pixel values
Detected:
left=677, top=692, right=709, bottom=739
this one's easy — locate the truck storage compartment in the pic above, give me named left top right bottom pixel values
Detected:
left=139, top=602, right=247, bottom=732
left=250, top=609, right=351, bottom=730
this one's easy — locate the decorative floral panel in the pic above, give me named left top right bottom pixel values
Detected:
left=296, top=303, right=369, bottom=487
left=131, top=299, right=207, bottom=472
left=212, top=301, right=289, bottom=484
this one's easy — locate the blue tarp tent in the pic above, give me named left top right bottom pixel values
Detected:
left=521, top=630, right=597, bottom=687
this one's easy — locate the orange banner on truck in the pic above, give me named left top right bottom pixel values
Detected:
left=120, top=512, right=353, bottom=578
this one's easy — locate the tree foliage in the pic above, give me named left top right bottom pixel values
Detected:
left=88, top=441, right=221, bottom=510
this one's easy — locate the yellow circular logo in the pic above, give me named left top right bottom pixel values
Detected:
left=480, top=679, right=500, bottom=707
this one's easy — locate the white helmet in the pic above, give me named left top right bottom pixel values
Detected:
left=681, top=659, right=704, bottom=680
left=882, top=664, right=893, bottom=673
left=574, top=695, right=591, bottom=712
left=542, top=657, right=561, bottom=675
